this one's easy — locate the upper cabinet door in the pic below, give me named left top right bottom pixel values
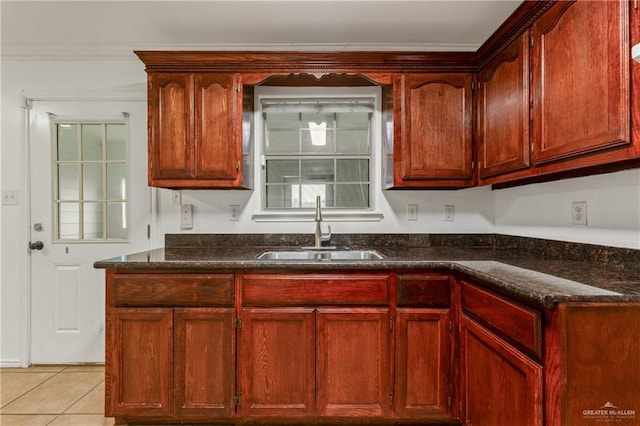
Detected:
left=531, top=0, right=630, bottom=165
left=194, top=74, right=239, bottom=181
left=478, top=32, right=531, bottom=181
left=148, top=72, right=245, bottom=188
left=394, top=74, right=473, bottom=188
left=150, top=73, right=194, bottom=180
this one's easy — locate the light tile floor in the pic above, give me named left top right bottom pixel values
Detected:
left=0, top=365, right=114, bottom=426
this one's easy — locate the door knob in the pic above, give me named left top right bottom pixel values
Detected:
left=29, top=241, right=44, bottom=250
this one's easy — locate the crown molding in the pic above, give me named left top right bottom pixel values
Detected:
left=1, top=42, right=481, bottom=61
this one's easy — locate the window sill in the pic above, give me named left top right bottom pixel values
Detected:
left=252, top=211, right=384, bottom=223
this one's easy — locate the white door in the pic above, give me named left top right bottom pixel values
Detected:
left=29, top=100, right=150, bottom=364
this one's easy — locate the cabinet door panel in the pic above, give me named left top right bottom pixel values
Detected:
left=174, top=308, right=235, bottom=417
left=395, top=309, right=450, bottom=417
left=478, top=32, right=530, bottom=179
left=317, top=308, right=391, bottom=417
left=461, top=315, right=542, bottom=426
left=532, top=0, right=630, bottom=164
left=109, top=308, right=173, bottom=417
left=398, top=74, right=473, bottom=186
left=194, top=74, right=238, bottom=180
left=238, top=308, right=315, bottom=417
left=150, top=73, right=193, bottom=180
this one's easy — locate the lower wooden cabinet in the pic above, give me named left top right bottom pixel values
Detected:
left=238, top=308, right=315, bottom=417
left=316, top=308, right=391, bottom=417
left=109, top=308, right=173, bottom=417
left=174, top=308, right=235, bottom=417
left=395, top=308, right=451, bottom=418
left=108, top=307, right=235, bottom=419
left=238, top=307, right=391, bottom=418
left=460, top=314, right=543, bottom=426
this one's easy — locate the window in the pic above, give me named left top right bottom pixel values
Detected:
left=54, top=121, right=128, bottom=241
left=261, top=93, right=376, bottom=212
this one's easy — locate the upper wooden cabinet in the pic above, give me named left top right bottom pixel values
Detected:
left=477, top=31, right=531, bottom=183
left=530, top=0, right=630, bottom=166
left=389, top=73, right=474, bottom=188
left=147, top=72, right=252, bottom=189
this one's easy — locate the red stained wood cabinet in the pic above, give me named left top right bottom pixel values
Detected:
left=106, top=272, right=236, bottom=422
left=460, top=315, right=543, bottom=426
left=104, top=268, right=640, bottom=425
left=138, top=0, right=640, bottom=192
left=237, top=308, right=315, bottom=417
left=530, top=0, right=630, bottom=166
left=109, top=308, right=173, bottom=417
left=238, top=273, right=394, bottom=419
left=316, top=308, right=391, bottom=417
left=394, top=274, right=453, bottom=418
left=459, top=280, right=543, bottom=426
left=477, top=31, right=531, bottom=183
left=147, top=71, right=251, bottom=189
left=390, top=73, right=474, bottom=188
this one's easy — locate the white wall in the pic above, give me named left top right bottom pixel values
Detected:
left=494, top=168, right=640, bottom=249
left=2, top=58, right=639, bottom=366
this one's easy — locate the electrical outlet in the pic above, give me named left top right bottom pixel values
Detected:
left=444, top=205, right=455, bottom=222
left=572, top=201, right=587, bottom=225
left=2, top=190, right=18, bottom=205
left=180, top=204, right=193, bottom=229
left=407, top=204, right=418, bottom=221
left=230, top=205, right=240, bottom=221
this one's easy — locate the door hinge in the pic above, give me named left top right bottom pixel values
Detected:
left=530, top=36, right=534, bottom=47
left=146, top=224, right=151, bottom=240
left=471, top=81, right=475, bottom=90
left=389, top=315, right=393, bottom=331
left=389, top=390, right=394, bottom=407
left=235, top=317, right=242, bottom=329
left=235, top=160, right=241, bottom=172
left=448, top=319, right=452, bottom=332
left=235, top=392, right=242, bottom=406
left=448, top=394, right=452, bottom=408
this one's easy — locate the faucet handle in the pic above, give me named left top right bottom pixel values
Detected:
left=322, top=225, right=332, bottom=242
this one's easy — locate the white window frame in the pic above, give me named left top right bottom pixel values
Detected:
left=52, top=119, right=129, bottom=242
left=252, top=86, right=384, bottom=222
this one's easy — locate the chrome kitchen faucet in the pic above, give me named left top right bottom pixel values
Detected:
left=314, top=195, right=332, bottom=248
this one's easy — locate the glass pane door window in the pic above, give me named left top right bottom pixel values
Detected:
left=262, top=98, right=373, bottom=210
left=54, top=122, right=128, bottom=241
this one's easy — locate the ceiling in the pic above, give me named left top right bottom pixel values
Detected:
left=1, top=0, right=524, bottom=60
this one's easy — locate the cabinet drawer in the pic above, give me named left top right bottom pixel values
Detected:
left=461, top=281, right=542, bottom=357
left=241, top=274, right=391, bottom=306
left=111, top=273, right=234, bottom=307
left=396, top=274, right=450, bottom=307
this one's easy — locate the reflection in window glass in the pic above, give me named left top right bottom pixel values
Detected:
left=83, top=164, right=103, bottom=200
left=83, top=203, right=104, bottom=239
left=58, top=203, right=80, bottom=240
left=57, top=164, right=79, bottom=200
left=82, top=124, right=103, bottom=161
left=57, top=125, right=78, bottom=161
left=106, top=124, right=127, bottom=161
left=262, top=97, right=373, bottom=210
left=54, top=121, right=128, bottom=241
left=107, top=164, right=127, bottom=200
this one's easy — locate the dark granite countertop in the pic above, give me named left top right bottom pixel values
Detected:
left=94, top=235, right=640, bottom=309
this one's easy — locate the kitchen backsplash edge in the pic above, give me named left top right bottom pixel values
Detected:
left=165, top=233, right=640, bottom=273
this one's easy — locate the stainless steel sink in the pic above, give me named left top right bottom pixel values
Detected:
left=257, top=249, right=385, bottom=261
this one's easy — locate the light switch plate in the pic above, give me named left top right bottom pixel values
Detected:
left=180, top=204, right=193, bottom=229
left=2, top=190, right=18, bottom=205
left=444, top=205, right=455, bottom=222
